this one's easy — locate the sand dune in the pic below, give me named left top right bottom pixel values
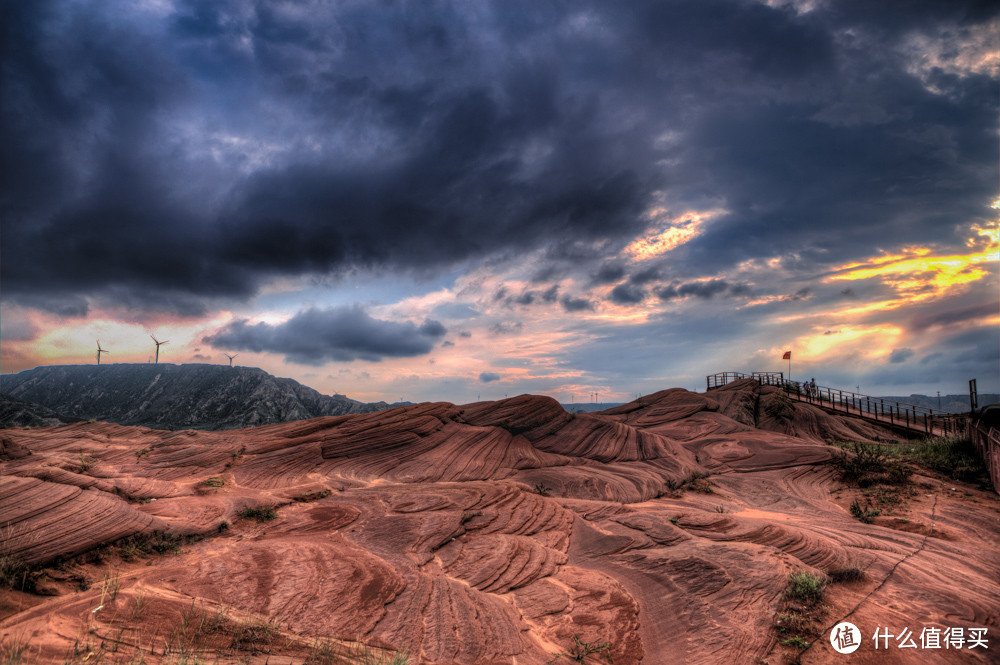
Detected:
left=1, top=382, right=997, bottom=664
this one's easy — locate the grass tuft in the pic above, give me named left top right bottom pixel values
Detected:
left=565, top=634, right=613, bottom=663
left=236, top=505, right=278, bottom=522
left=834, top=443, right=909, bottom=487
left=117, top=531, right=184, bottom=560
left=0, top=634, right=28, bottom=665
left=828, top=566, right=866, bottom=583
left=661, top=471, right=713, bottom=497
left=780, top=635, right=811, bottom=649
left=228, top=617, right=278, bottom=653
left=785, top=571, right=826, bottom=605
left=294, top=489, right=332, bottom=502
left=849, top=499, right=880, bottom=524
left=78, top=451, right=96, bottom=473
left=906, top=435, right=987, bottom=483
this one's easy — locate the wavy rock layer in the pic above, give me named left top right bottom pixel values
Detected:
left=1, top=382, right=997, bottom=664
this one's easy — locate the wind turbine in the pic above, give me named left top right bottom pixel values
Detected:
left=96, top=340, right=110, bottom=365
left=224, top=352, right=238, bottom=367
left=151, top=335, right=169, bottom=364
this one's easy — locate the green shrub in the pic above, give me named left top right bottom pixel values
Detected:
left=829, top=566, right=866, bottom=583
left=774, top=612, right=811, bottom=635
left=566, top=635, right=613, bottom=663
left=849, top=499, right=880, bottom=524
left=785, top=571, right=825, bottom=605
left=0, top=555, right=36, bottom=592
left=237, top=505, right=278, bottom=522
left=229, top=618, right=278, bottom=653
left=835, top=443, right=909, bottom=487
left=117, top=531, right=184, bottom=560
left=78, top=452, right=95, bottom=473
left=906, top=435, right=986, bottom=482
left=662, top=471, right=713, bottom=497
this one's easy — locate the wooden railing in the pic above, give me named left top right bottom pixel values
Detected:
left=706, top=371, right=785, bottom=390
left=707, top=372, right=751, bottom=389
left=706, top=371, right=955, bottom=436
left=969, top=418, right=1000, bottom=494
left=782, top=381, right=957, bottom=436
left=708, top=371, right=995, bottom=494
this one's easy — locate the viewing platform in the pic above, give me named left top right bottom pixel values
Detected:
left=706, top=371, right=963, bottom=437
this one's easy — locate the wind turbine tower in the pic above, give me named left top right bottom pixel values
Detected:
left=96, top=340, right=110, bottom=365
left=151, top=335, right=169, bottom=364
left=224, top=352, right=238, bottom=367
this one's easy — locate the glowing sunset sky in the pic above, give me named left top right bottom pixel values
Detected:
left=2, top=0, right=998, bottom=403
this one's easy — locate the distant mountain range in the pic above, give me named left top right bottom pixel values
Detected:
left=563, top=393, right=995, bottom=415
left=2, top=364, right=990, bottom=432
left=877, top=393, right=997, bottom=414
left=560, top=402, right=625, bottom=413
left=0, top=364, right=400, bottom=430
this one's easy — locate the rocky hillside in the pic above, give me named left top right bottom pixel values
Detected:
left=0, top=364, right=394, bottom=430
left=0, top=394, right=76, bottom=428
left=1, top=382, right=996, bottom=664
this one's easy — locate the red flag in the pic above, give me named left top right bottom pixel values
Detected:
left=782, top=351, right=791, bottom=360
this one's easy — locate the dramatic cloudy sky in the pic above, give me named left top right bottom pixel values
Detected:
left=2, top=0, right=998, bottom=403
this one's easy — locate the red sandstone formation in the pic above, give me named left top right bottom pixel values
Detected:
left=1, top=381, right=997, bottom=664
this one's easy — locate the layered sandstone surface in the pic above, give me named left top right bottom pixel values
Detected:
left=1, top=381, right=997, bottom=664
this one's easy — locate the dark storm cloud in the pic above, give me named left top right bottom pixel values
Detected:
left=627, top=267, right=662, bottom=285
left=610, top=283, right=645, bottom=305
left=592, top=263, right=627, bottom=285
left=910, top=303, right=997, bottom=331
left=889, top=348, right=915, bottom=364
left=2, top=1, right=650, bottom=312
left=3, top=0, right=997, bottom=315
left=479, top=372, right=501, bottom=383
left=490, top=321, right=523, bottom=335
left=503, top=285, right=559, bottom=308
left=560, top=296, right=594, bottom=312
left=653, top=279, right=750, bottom=301
left=202, top=305, right=446, bottom=364
left=418, top=319, right=447, bottom=337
